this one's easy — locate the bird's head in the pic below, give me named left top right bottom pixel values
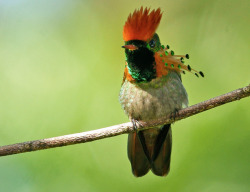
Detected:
left=122, top=7, right=204, bottom=83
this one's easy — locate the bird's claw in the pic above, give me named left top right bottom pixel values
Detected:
left=131, top=119, right=143, bottom=133
left=170, top=108, right=179, bottom=122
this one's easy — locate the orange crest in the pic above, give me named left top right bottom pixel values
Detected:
left=123, top=7, right=162, bottom=41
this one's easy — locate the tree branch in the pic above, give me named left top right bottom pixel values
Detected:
left=0, top=84, right=249, bottom=157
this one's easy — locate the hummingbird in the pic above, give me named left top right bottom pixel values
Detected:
left=119, top=7, right=204, bottom=177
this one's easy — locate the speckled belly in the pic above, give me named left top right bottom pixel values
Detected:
left=119, top=71, right=188, bottom=121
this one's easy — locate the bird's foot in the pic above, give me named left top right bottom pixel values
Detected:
left=170, top=108, right=179, bottom=123
left=131, top=119, right=143, bottom=133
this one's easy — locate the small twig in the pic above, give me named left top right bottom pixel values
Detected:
left=0, top=84, right=249, bottom=157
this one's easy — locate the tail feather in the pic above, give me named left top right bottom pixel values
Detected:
left=127, top=132, right=150, bottom=177
left=151, top=125, right=172, bottom=176
left=127, top=124, right=172, bottom=177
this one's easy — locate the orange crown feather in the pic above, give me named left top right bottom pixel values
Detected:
left=123, top=7, right=162, bottom=41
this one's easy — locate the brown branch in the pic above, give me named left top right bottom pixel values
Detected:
left=0, top=84, right=249, bottom=157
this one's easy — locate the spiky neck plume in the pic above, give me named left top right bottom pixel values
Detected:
left=154, top=45, right=205, bottom=78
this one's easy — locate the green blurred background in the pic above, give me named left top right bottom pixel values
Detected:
left=0, top=0, right=249, bottom=191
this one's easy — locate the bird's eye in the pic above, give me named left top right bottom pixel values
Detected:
left=149, top=39, right=155, bottom=48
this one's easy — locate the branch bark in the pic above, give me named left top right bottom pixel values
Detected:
left=0, top=84, right=249, bottom=157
